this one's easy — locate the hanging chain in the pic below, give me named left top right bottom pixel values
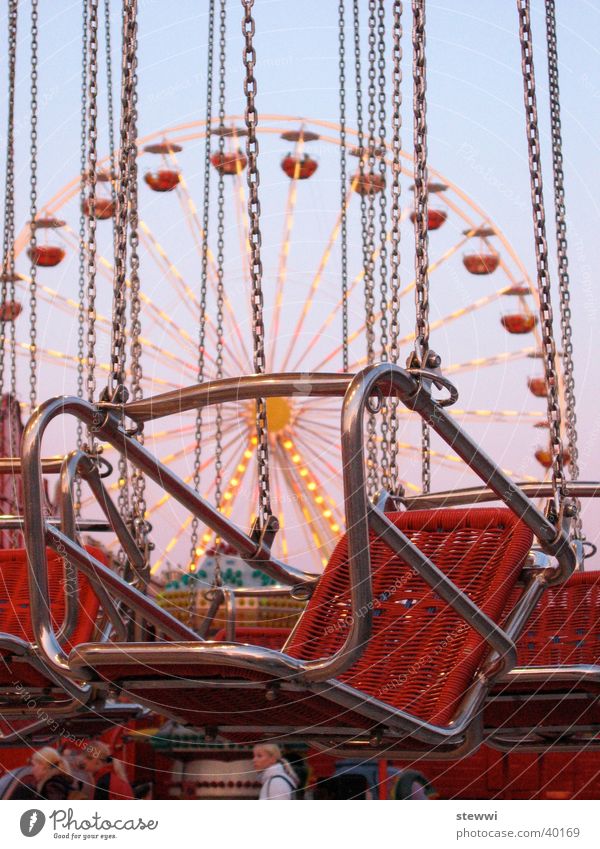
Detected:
left=104, top=0, right=117, bottom=191
left=109, top=0, right=137, bottom=395
left=214, top=0, right=227, bottom=513
left=86, top=0, right=99, bottom=413
left=411, top=0, right=431, bottom=493
left=545, top=0, right=581, bottom=534
left=338, top=0, right=349, bottom=372
left=1, top=0, right=18, bottom=400
left=364, top=0, right=377, bottom=368
left=242, top=0, right=272, bottom=529
left=353, top=0, right=378, bottom=498
left=517, top=0, right=565, bottom=509
left=189, top=0, right=215, bottom=569
left=386, top=0, right=403, bottom=495
left=75, top=0, right=89, bottom=515
left=125, top=1, right=149, bottom=558
left=29, top=0, right=40, bottom=411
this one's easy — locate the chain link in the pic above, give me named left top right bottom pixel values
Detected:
left=109, top=0, right=138, bottom=393
left=86, top=0, right=99, bottom=412
left=386, top=0, right=403, bottom=494
left=517, top=0, right=565, bottom=506
left=411, top=0, right=431, bottom=493
left=545, top=0, right=581, bottom=534
left=338, top=0, right=349, bottom=373
left=1, top=0, right=18, bottom=401
left=29, top=0, right=40, bottom=411
left=189, top=0, right=215, bottom=568
left=104, top=0, right=117, bottom=193
left=75, top=0, right=89, bottom=515
left=242, top=0, right=272, bottom=528
left=214, top=0, right=227, bottom=511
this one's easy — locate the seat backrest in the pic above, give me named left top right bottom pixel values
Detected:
left=514, top=570, right=600, bottom=668
left=287, top=508, right=533, bottom=726
left=0, top=546, right=105, bottom=650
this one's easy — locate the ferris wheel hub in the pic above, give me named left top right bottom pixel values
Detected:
left=265, top=396, right=292, bottom=433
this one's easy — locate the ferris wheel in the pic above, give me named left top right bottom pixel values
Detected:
left=10, top=115, right=552, bottom=577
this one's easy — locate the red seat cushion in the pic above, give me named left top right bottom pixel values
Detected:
left=0, top=546, right=105, bottom=686
left=286, top=508, right=532, bottom=725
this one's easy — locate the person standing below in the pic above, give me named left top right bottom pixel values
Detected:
left=29, top=747, right=74, bottom=800
left=253, top=744, right=299, bottom=800
left=82, top=741, right=134, bottom=800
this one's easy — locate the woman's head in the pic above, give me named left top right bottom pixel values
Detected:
left=30, top=747, right=69, bottom=784
left=81, top=741, right=111, bottom=776
left=253, top=743, right=281, bottom=772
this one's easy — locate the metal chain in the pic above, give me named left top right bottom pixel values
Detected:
left=75, top=0, right=89, bottom=515
left=104, top=0, right=117, bottom=193
left=109, top=0, right=137, bottom=394
left=125, top=2, right=149, bottom=559
left=242, top=0, right=272, bottom=529
left=189, top=0, right=215, bottom=569
left=411, top=0, right=431, bottom=493
left=338, top=0, right=349, bottom=373
left=214, top=0, right=227, bottom=512
left=353, top=0, right=378, bottom=498
left=376, top=0, right=392, bottom=491
left=545, top=0, right=581, bottom=534
left=517, top=0, right=565, bottom=506
left=86, top=0, right=99, bottom=412
left=1, top=0, right=18, bottom=400
left=29, top=0, right=40, bottom=411
left=386, top=0, right=403, bottom=494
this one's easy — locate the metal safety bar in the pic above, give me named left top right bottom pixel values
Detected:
left=21, top=366, right=577, bottom=746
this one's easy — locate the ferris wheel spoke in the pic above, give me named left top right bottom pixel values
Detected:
left=167, top=152, right=252, bottom=374
left=58, top=223, right=205, bottom=364
left=278, top=436, right=343, bottom=537
left=275, top=442, right=331, bottom=568
left=345, top=285, right=511, bottom=373
left=280, top=187, right=354, bottom=373
left=287, top=206, right=413, bottom=374
left=269, top=137, right=303, bottom=371
left=444, top=347, right=537, bottom=376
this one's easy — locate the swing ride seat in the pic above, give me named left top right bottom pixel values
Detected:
left=20, top=365, right=578, bottom=752
left=68, top=507, right=533, bottom=745
left=485, top=570, right=600, bottom=748
left=0, top=546, right=105, bottom=697
left=0, top=701, right=148, bottom=746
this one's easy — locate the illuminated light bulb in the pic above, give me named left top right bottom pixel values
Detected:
left=307, top=482, right=316, bottom=491
left=323, top=509, right=332, bottom=518
left=292, top=454, right=301, bottom=463
left=224, top=492, right=233, bottom=501
left=230, top=478, right=239, bottom=486
left=251, top=436, right=258, bottom=445
left=315, top=496, right=324, bottom=504
left=283, top=439, right=293, bottom=449
left=195, top=547, right=203, bottom=557
left=299, top=469, right=309, bottom=477
left=321, top=557, right=328, bottom=566
left=189, top=563, right=196, bottom=572
left=203, top=532, right=212, bottom=543
left=118, top=477, right=126, bottom=488
left=237, top=464, right=246, bottom=472
left=244, top=450, right=253, bottom=459
left=331, top=524, right=340, bottom=533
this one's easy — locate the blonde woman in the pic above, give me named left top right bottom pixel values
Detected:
left=81, top=741, right=134, bottom=800
left=253, top=744, right=298, bottom=800
left=29, top=747, right=74, bottom=800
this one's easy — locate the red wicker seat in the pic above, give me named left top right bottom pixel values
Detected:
left=486, top=571, right=600, bottom=740
left=0, top=547, right=104, bottom=688
left=71, top=509, right=532, bottom=738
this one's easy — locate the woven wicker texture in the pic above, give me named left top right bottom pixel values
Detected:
left=287, top=508, right=532, bottom=725
left=514, top=571, right=600, bottom=667
left=0, top=547, right=105, bottom=685
left=212, top=627, right=290, bottom=650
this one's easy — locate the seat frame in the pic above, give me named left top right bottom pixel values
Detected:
left=19, top=364, right=578, bottom=752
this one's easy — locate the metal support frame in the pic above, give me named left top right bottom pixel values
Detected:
left=20, top=365, right=577, bottom=749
